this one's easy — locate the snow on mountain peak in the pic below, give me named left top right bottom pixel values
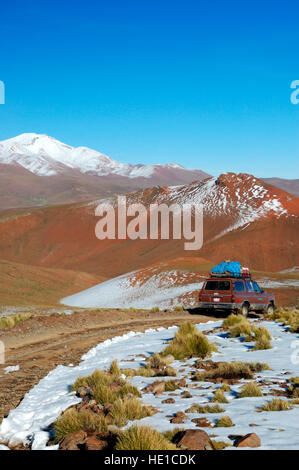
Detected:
left=0, top=133, right=190, bottom=179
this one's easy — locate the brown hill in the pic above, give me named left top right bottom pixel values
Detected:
left=0, top=173, right=298, bottom=275
left=0, top=259, right=104, bottom=306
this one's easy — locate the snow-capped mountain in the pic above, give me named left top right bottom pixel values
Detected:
left=0, top=133, right=200, bottom=179
left=0, top=133, right=210, bottom=210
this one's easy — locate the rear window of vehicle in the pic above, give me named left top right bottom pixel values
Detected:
left=233, top=281, right=245, bottom=292
left=204, top=280, right=231, bottom=291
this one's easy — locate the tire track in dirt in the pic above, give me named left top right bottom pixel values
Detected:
left=0, top=309, right=216, bottom=421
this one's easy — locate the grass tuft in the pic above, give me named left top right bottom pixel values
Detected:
left=161, top=322, right=217, bottom=360
left=186, top=403, right=224, bottom=414
left=212, top=389, right=228, bottom=403
left=0, top=313, right=33, bottom=329
left=238, top=382, right=263, bottom=398
left=53, top=408, right=107, bottom=443
left=115, top=426, right=177, bottom=450
left=214, top=416, right=234, bottom=427
left=259, top=398, right=293, bottom=412
left=110, top=397, right=154, bottom=427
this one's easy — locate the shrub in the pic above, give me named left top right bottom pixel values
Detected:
left=164, top=380, right=181, bottom=392
left=221, top=384, right=231, bottom=392
left=71, top=367, right=140, bottom=405
left=193, top=361, right=270, bottom=382
left=222, top=314, right=246, bottom=328
left=110, top=397, right=154, bottom=427
left=238, top=382, right=263, bottom=398
left=268, top=307, right=299, bottom=333
left=211, top=440, right=232, bottom=450
left=212, top=389, right=228, bottom=403
left=252, top=335, right=272, bottom=350
left=109, top=359, right=121, bottom=377
left=161, top=322, right=217, bottom=360
left=229, top=322, right=254, bottom=341
left=0, top=313, right=33, bottom=329
left=115, top=426, right=177, bottom=450
left=214, top=416, right=234, bottom=427
left=259, top=398, right=293, bottom=412
left=174, top=305, right=183, bottom=311
left=151, top=307, right=160, bottom=313
left=53, top=408, right=107, bottom=443
left=186, top=403, right=224, bottom=413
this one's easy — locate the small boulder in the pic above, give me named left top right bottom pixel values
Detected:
left=59, top=430, right=87, bottom=450
left=84, top=436, right=107, bottom=451
left=162, top=398, right=175, bottom=404
left=143, top=381, right=165, bottom=394
left=173, top=429, right=214, bottom=450
left=235, top=433, right=261, bottom=448
left=191, top=418, right=211, bottom=427
left=181, top=391, right=192, bottom=399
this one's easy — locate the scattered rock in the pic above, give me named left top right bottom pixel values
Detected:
left=162, top=398, right=175, bottom=404
left=170, top=411, right=188, bottom=424
left=59, top=430, right=87, bottom=450
left=191, top=418, right=212, bottom=427
left=235, top=433, right=261, bottom=448
left=84, top=436, right=107, bottom=451
left=173, top=429, right=214, bottom=450
left=181, top=391, right=192, bottom=399
left=143, top=381, right=165, bottom=394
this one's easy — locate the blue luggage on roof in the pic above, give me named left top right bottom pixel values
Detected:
left=211, top=261, right=241, bottom=275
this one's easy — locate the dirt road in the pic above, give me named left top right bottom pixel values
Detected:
left=0, top=308, right=215, bottom=422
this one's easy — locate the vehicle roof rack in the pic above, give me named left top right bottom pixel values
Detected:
left=210, top=272, right=251, bottom=279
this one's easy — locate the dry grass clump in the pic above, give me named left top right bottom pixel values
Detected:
left=186, top=403, right=224, bottom=414
left=229, top=321, right=254, bottom=341
left=115, top=426, right=177, bottom=450
left=259, top=398, right=293, bottom=412
left=193, top=361, right=270, bottom=382
left=121, top=353, right=177, bottom=378
left=237, top=382, right=263, bottom=398
left=110, top=397, right=154, bottom=427
left=53, top=408, right=108, bottom=443
left=161, top=322, right=218, bottom=360
left=211, top=440, right=232, bottom=450
left=151, top=307, right=160, bottom=313
left=252, top=335, right=272, bottom=350
left=221, top=383, right=231, bottom=392
left=222, top=314, right=246, bottom=328
left=268, top=307, right=299, bottom=333
left=0, top=312, right=33, bottom=329
left=164, top=380, right=182, bottom=392
left=109, top=359, right=121, bottom=377
left=214, top=415, right=234, bottom=427
left=212, top=389, right=228, bottom=403
left=287, top=377, right=299, bottom=399
left=71, top=365, right=140, bottom=405
left=223, top=314, right=272, bottom=348
left=174, top=305, right=183, bottom=311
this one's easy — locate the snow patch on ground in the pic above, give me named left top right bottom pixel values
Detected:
left=61, top=270, right=203, bottom=309
left=4, top=365, right=19, bottom=375
left=0, top=321, right=299, bottom=450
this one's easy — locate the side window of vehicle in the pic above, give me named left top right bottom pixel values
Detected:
left=245, top=281, right=254, bottom=292
left=234, top=281, right=245, bottom=292
left=252, top=282, right=261, bottom=293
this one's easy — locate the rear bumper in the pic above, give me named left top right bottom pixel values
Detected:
left=198, top=302, right=239, bottom=310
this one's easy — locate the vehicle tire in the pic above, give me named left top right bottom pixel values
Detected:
left=241, top=303, right=249, bottom=317
left=266, top=304, right=274, bottom=315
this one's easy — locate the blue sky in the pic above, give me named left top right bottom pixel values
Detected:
left=0, top=0, right=298, bottom=177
